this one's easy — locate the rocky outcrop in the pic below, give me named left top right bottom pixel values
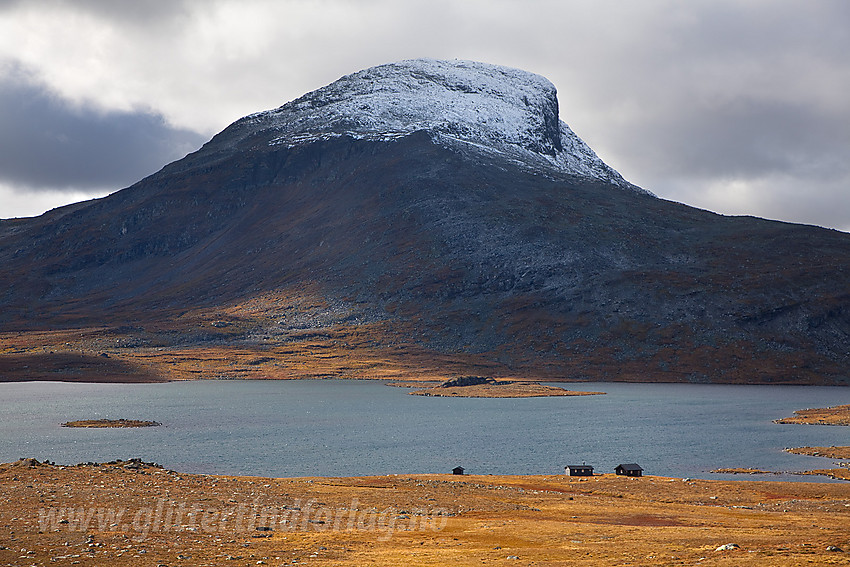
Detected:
left=439, top=376, right=496, bottom=388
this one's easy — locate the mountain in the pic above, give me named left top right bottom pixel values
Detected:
left=1, top=59, right=848, bottom=385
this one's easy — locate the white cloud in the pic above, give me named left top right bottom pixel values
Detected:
left=651, top=173, right=850, bottom=233
left=0, top=183, right=111, bottom=219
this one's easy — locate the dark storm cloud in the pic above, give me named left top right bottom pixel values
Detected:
left=0, top=0, right=192, bottom=24
left=0, top=70, right=205, bottom=191
left=632, top=97, right=850, bottom=182
left=544, top=0, right=850, bottom=230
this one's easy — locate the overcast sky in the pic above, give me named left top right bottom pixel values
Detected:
left=1, top=0, right=848, bottom=232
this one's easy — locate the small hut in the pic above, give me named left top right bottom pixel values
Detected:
left=615, top=463, right=643, bottom=477
left=565, top=464, right=594, bottom=476
left=452, top=466, right=465, bottom=475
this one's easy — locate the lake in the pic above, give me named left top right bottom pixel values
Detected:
left=1, top=380, right=848, bottom=481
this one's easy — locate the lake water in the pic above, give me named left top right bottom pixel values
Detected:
left=1, top=380, right=848, bottom=482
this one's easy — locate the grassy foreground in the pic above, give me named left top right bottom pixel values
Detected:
left=2, top=459, right=849, bottom=566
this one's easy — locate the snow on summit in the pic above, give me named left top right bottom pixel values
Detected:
left=235, top=59, right=636, bottom=188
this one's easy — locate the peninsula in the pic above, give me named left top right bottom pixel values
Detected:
left=774, top=405, right=850, bottom=426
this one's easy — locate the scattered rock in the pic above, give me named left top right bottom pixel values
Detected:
left=8, top=458, right=42, bottom=468
left=826, top=545, right=843, bottom=552
left=715, top=543, right=739, bottom=551
left=439, top=375, right=495, bottom=388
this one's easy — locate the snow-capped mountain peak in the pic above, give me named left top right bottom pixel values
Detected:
left=233, top=59, right=636, bottom=188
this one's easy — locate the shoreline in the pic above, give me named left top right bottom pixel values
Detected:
left=710, top=446, right=850, bottom=482
left=4, top=373, right=849, bottom=386
left=4, top=455, right=846, bottom=485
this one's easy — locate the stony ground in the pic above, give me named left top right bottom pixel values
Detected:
left=2, top=459, right=849, bottom=566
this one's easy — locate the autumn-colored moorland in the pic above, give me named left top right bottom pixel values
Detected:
left=0, top=322, right=527, bottom=384
left=2, top=458, right=849, bottom=567
left=2, top=289, right=847, bottom=386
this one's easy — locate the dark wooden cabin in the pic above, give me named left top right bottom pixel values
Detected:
left=565, top=464, right=594, bottom=476
left=615, top=463, right=643, bottom=477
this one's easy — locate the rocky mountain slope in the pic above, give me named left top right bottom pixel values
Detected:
left=1, top=59, right=848, bottom=384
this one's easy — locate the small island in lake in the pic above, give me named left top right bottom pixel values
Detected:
left=710, top=467, right=780, bottom=475
left=62, top=419, right=161, bottom=428
left=773, top=404, right=850, bottom=425
left=403, top=376, right=605, bottom=398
